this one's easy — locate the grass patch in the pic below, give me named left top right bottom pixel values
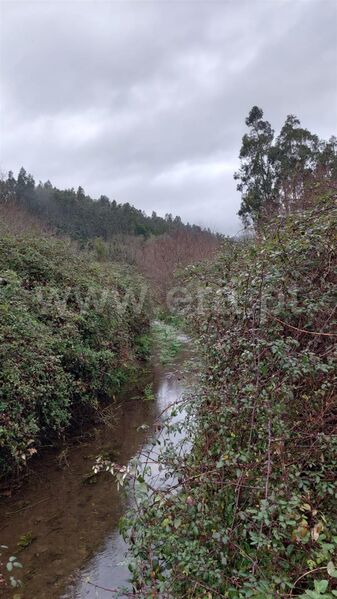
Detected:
left=152, top=320, right=184, bottom=365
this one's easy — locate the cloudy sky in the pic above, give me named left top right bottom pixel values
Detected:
left=0, top=0, right=336, bottom=234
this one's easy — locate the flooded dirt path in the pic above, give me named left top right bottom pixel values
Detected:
left=0, top=335, right=191, bottom=599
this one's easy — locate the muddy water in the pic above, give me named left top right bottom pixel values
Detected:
left=0, top=338, right=190, bottom=599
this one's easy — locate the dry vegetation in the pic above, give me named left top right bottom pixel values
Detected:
left=0, top=202, right=52, bottom=237
left=135, top=229, right=221, bottom=301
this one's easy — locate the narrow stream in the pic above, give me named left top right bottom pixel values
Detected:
left=0, top=334, right=191, bottom=599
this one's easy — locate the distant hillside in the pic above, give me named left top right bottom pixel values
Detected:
left=0, top=169, right=222, bottom=304
left=0, top=168, right=208, bottom=241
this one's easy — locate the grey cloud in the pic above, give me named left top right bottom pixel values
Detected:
left=1, top=0, right=336, bottom=233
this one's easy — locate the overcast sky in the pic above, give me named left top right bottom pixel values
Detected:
left=1, top=0, right=336, bottom=234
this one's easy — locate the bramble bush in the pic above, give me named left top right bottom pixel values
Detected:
left=121, top=191, right=337, bottom=597
left=0, top=235, right=151, bottom=478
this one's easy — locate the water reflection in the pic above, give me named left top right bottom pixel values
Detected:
left=65, top=352, right=190, bottom=598
left=0, top=341, right=190, bottom=599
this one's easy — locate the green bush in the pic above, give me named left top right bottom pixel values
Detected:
left=0, top=235, right=151, bottom=477
left=123, top=193, right=337, bottom=597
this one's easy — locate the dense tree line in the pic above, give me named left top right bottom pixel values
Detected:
left=0, top=169, right=204, bottom=241
left=235, top=106, right=337, bottom=225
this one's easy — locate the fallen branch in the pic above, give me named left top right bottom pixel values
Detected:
left=268, top=313, right=337, bottom=337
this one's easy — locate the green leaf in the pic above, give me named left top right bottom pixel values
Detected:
left=314, top=579, right=329, bottom=593
left=303, top=592, right=322, bottom=599
left=327, top=561, right=337, bottom=578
